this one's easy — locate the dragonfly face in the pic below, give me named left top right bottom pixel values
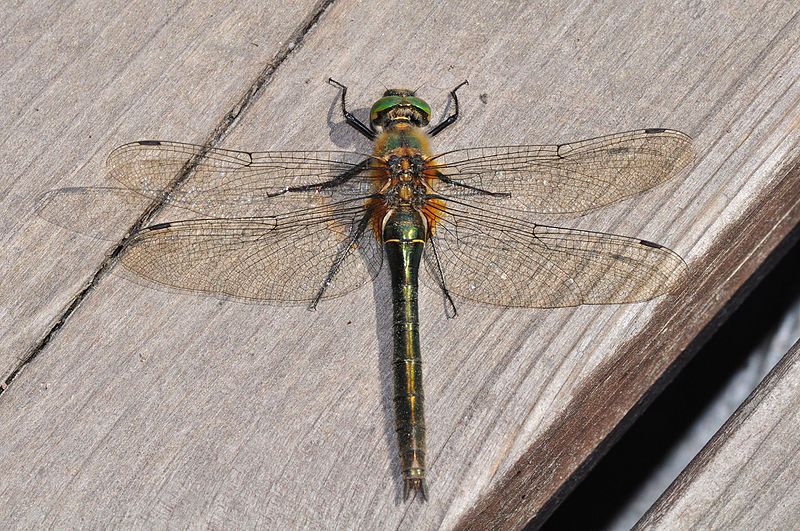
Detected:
left=39, top=79, right=693, bottom=503
left=369, top=89, right=432, bottom=132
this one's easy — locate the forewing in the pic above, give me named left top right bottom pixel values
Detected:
left=118, top=200, right=382, bottom=304
left=37, top=187, right=154, bottom=241
left=425, top=201, right=687, bottom=308
left=432, top=129, right=693, bottom=215
left=107, top=141, right=375, bottom=217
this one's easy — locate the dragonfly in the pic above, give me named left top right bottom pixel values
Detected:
left=39, top=79, right=693, bottom=501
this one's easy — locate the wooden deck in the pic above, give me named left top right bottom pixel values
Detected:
left=637, top=337, right=800, bottom=529
left=2, top=1, right=799, bottom=529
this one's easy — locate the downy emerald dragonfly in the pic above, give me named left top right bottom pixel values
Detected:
left=39, top=79, right=693, bottom=501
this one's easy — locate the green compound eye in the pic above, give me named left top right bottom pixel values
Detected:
left=406, top=97, right=431, bottom=122
left=370, top=96, right=404, bottom=124
left=369, top=95, right=433, bottom=126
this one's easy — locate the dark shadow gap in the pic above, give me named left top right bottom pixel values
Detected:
left=535, top=232, right=800, bottom=530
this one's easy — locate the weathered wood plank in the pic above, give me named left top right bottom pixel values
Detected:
left=464, top=162, right=800, bottom=530
left=1, top=1, right=799, bottom=529
left=635, top=337, right=800, bottom=529
left=0, top=0, right=326, bottom=378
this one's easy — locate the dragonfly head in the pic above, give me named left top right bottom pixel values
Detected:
left=370, top=89, right=432, bottom=132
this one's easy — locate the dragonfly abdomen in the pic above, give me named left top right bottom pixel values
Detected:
left=382, top=207, right=428, bottom=501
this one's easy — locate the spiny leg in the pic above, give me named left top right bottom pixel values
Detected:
left=328, top=78, right=376, bottom=141
left=308, top=209, right=373, bottom=310
left=428, top=80, right=468, bottom=137
left=426, top=236, right=458, bottom=318
left=282, top=158, right=371, bottom=196
left=431, top=172, right=512, bottom=197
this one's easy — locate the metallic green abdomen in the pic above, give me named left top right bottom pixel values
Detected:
left=382, top=207, right=427, bottom=500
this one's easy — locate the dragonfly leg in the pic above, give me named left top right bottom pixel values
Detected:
left=431, top=173, right=512, bottom=198
left=428, top=80, right=468, bottom=137
left=426, top=237, right=458, bottom=318
left=328, top=78, right=377, bottom=141
left=307, top=208, right=374, bottom=310
left=286, top=159, right=372, bottom=195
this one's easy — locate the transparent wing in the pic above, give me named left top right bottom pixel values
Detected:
left=431, top=129, right=693, bottom=215
left=425, top=200, right=687, bottom=308
left=116, top=200, right=382, bottom=304
left=107, top=140, right=375, bottom=217
left=37, top=186, right=156, bottom=241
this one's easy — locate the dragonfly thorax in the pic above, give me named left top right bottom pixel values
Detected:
left=384, top=181, right=428, bottom=208
left=379, top=151, right=431, bottom=209
left=387, top=153, right=426, bottom=182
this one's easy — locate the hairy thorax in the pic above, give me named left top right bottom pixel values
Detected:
left=370, top=124, right=445, bottom=238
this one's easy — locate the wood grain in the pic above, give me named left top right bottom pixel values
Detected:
left=635, top=337, right=800, bottom=529
left=461, top=156, right=800, bottom=531
left=0, top=0, right=327, bottom=377
left=1, top=1, right=799, bottom=529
